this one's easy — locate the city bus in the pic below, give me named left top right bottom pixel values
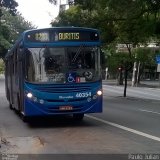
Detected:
left=5, top=27, right=103, bottom=122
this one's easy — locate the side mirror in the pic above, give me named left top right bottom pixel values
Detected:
left=101, top=51, right=106, bottom=69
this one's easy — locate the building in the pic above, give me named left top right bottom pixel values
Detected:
left=59, top=0, right=74, bottom=12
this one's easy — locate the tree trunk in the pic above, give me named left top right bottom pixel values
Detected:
left=117, top=69, right=123, bottom=85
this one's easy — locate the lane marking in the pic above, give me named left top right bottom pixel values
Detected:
left=86, top=115, right=160, bottom=142
left=139, top=109, right=160, bottom=115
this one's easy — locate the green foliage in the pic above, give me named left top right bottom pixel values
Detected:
left=0, top=8, right=35, bottom=58
left=52, top=0, right=160, bottom=44
left=52, top=6, right=83, bottom=27
left=50, top=0, right=160, bottom=75
left=0, top=59, right=5, bottom=73
left=133, top=47, right=158, bottom=66
left=0, top=0, right=18, bottom=16
left=107, top=52, right=133, bottom=74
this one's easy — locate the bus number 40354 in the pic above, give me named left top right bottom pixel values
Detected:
left=76, top=92, right=91, bottom=98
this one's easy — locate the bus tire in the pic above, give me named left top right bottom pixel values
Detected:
left=73, top=113, right=84, bottom=121
left=20, top=114, right=29, bottom=123
left=9, top=103, right=14, bottom=110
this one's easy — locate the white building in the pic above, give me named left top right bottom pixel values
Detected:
left=59, top=0, right=74, bottom=12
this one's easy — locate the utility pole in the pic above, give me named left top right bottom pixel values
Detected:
left=156, top=55, right=160, bottom=88
left=131, top=62, right=137, bottom=87
left=157, top=64, right=160, bottom=87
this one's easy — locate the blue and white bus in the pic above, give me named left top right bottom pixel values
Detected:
left=5, top=27, right=103, bottom=122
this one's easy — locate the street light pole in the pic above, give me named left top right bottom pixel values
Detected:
left=132, top=62, right=137, bottom=87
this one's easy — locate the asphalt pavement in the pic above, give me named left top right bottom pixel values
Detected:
left=0, top=75, right=160, bottom=156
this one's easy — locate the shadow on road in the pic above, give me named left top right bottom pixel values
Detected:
left=26, top=115, right=96, bottom=128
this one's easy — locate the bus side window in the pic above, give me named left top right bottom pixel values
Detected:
left=84, top=52, right=95, bottom=69
left=26, top=51, right=35, bottom=82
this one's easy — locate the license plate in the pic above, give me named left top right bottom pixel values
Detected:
left=59, top=106, right=73, bottom=110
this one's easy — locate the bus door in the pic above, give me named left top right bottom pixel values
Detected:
left=17, top=46, right=24, bottom=112
left=8, top=56, right=14, bottom=105
left=13, top=47, right=24, bottom=112
left=11, top=50, right=19, bottom=110
left=8, top=55, right=14, bottom=105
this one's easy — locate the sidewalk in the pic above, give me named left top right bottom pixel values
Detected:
left=0, top=74, right=5, bottom=79
left=103, top=79, right=160, bottom=88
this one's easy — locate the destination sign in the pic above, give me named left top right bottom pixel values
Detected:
left=25, top=29, right=99, bottom=42
left=58, top=32, right=79, bottom=40
left=27, top=31, right=49, bottom=42
left=35, top=32, right=49, bottom=41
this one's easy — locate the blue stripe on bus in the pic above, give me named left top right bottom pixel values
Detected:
left=24, top=42, right=100, bottom=48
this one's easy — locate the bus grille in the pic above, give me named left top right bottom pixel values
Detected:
left=46, top=98, right=86, bottom=102
left=36, top=86, right=91, bottom=93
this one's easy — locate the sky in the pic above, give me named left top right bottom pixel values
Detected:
left=15, top=0, right=60, bottom=28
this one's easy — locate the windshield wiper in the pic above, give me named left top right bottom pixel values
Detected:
left=72, top=45, right=85, bottom=63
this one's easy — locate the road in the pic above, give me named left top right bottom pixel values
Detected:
left=0, top=78, right=160, bottom=159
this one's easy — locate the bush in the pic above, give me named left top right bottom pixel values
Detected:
left=0, top=59, right=5, bottom=74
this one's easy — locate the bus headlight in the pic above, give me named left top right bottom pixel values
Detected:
left=27, top=93, right=33, bottom=98
left=97, top=90, right=102, bottom=96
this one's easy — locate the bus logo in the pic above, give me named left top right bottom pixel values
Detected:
left=67, top=73, right=76, bottom=83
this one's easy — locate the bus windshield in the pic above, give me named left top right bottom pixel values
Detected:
left=25, top=46, right=101, bottom=83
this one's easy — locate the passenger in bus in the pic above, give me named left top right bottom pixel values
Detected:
left=77, top=58, right=83, bottom=68
left=44, top=56, right=60, bottom=74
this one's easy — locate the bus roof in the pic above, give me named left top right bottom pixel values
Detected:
left=23, top=27, right=99, bottom=34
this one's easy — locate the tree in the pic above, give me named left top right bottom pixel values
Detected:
left=0, top=8, right=35, bottom=58
left=0, top=0, right=18, bottom=17
left=50, top=0, right=160, bottom=96
left=0, top=58, right=5, bottom=73
left=133, top=47, right=157, bottom=83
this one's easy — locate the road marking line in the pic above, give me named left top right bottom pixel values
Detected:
left=86, top=115, right=160, bottom=142
left=139, top=109, right=160, bottom=115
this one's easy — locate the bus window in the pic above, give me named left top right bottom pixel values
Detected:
left=44, top=56, right=60, bottom=73
left=67, top=47, right=100, bottom=81
left=25, top=46, right=101, bottom=83
left=25, top=48, right=66, bottom=83
left=25, top=50, right=35, bottom=82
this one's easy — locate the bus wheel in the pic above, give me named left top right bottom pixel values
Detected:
left=73, top=113, right=84, bottom=121
left=9, top=103, right=14, bottom=110
left=20, top=114, right=29, bottom=123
